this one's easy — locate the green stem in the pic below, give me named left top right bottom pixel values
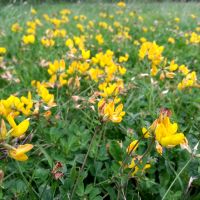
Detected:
left=16, top=161, right=40, bottom=198
left=70, top=125, right=100, bottom=199
left=161, top=157, right=192, bottom=200
left=128, top=137, right=154, bottom=178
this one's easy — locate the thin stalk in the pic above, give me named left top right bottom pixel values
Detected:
left=70, top=125, right=100, bottom=199
left=16, top=162, right=40, bottom=198
left=128, top=137, right=154, bottom=178
left=161, top=157, right=192, bottom=200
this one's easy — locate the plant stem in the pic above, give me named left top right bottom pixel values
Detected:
left=161, top=157, right=192, bottom=200
left=70, top=125, right=100, bottom=199
left=128, top=137, right=154, bottom=178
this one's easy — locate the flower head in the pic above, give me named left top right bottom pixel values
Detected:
left=9, top=144, right=33, bottom=161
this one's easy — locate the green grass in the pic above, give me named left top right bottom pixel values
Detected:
left=0, top=1, right=200, bottom=200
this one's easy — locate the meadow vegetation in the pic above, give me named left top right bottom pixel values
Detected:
left=0, top=1, right=200, bottom=199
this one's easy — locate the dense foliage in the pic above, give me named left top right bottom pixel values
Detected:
left=0, top=1, right=200, bottom=200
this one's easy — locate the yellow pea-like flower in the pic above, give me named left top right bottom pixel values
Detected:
left=127, top=140, right=138, bottom=154
left=9, top=144, right=33, bottom=161
left=7, top=115, right=29, bottom=137
left=154, top=113, right=185, bottom=148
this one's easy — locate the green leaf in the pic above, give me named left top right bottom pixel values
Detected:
left=89, top=187, right=101, bottom=199
left=69, top=165, right=78, bottom=186
left=109, top=140, right=123, bottom=161
left=37, top=144, right=53, bottom=168
left=76, top=181, right=84, bottom=197
left=85, top=184, right=93, bottom=194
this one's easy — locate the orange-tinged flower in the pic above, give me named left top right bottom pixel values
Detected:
left=9, top=144, right=33, bottom=161
left=11, top=23, right=22, bottom=32
left=0, top=119, right=7, bottom=140
left=156, top=141, right=163, bottom=155
left=178, top=71, right=199, bottom=90
left=98, top=99, right=125, bottom=123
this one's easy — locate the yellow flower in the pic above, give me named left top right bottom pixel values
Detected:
left=41, top=37, right=55, bottom=47
left=139, top=41, right=164, bottom=66
left=22, top=34, right=35, bottom=45
left=11, top=23, right=22, bottom=32
left=178, top=65, right=189, bottom=75
left=31, top=8, right=37, bottom=15
left=142, top=27, right=148, bottom=33
left=168, top=37, right=175, bottom=44
left=128, top=158, right=151, bottom=176
left=0, top=95, right=25, bottom=117
left=53, top=29, right=66, bottom=38
left=127, top=140, right=138, bottom=154
left=36, top=82, right=55, bottom=107
left=178, top=71, right=199, bottom=90
left=190, top=14, right=197, bottom=19
left=81, top=49, right=90, bottom=60
left=118, top=66, right=126, bottom=75
left=151, top=65, right=158, bottom=76
left=133, top=40, right=140, bottom=46
left=119, top=54, right=129, bottom=63
left=65, top=38, right=74, bottom=48
left=169, top=60, right=178, bottom=72
left=76, top=23, right=84, bottom=32
left=189, top=32, right=200, bottom=44
left=48, top=59, right=65, bottom=75
left=89, top=68, right=103, bottom=82
left=9, top=144, right=33, bottom=161
left=117, top=1, right=126, bottom=8
left=7, top=115, right=29, bottom=137
left=155, top=114, right=185, bottom=147
left=96, top=34, right=104, bottom=45
left=48, top=60, right=67, bottom=87
left=20, top=91, right=33, bottom=116
left=98, top=99, right=125, bottom=123
left=0, top=47, right=7, bottom=54
left=99, top=83, right=119, bottom=98
left=174, top=17, right=180, bottom=23
left=142, top=127, right=150, bottom=138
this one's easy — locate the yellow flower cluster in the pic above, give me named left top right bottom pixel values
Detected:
left=11, top=23, right=23, bottom=33
left=0, top=92, right=33, bottom=117
left=36, top=49, right=127, bottom=123
left=31, top=81, right=56, bottom=108
left=178, top=71, right=200, bottom=90
left=0, top=93, right=33, bottom=161
left=1, top=3, right=197, bottom=168
left=138, top=40, right=199, bottom=89
left=143, top=109, right=187, bottom=155
left=139, top=41, right=164, bottom=76
left=121, top=140, right=151, bottom=176
left=48, top=59, right=67, bottom=87
left=188, top=32, right=200, bottom=44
